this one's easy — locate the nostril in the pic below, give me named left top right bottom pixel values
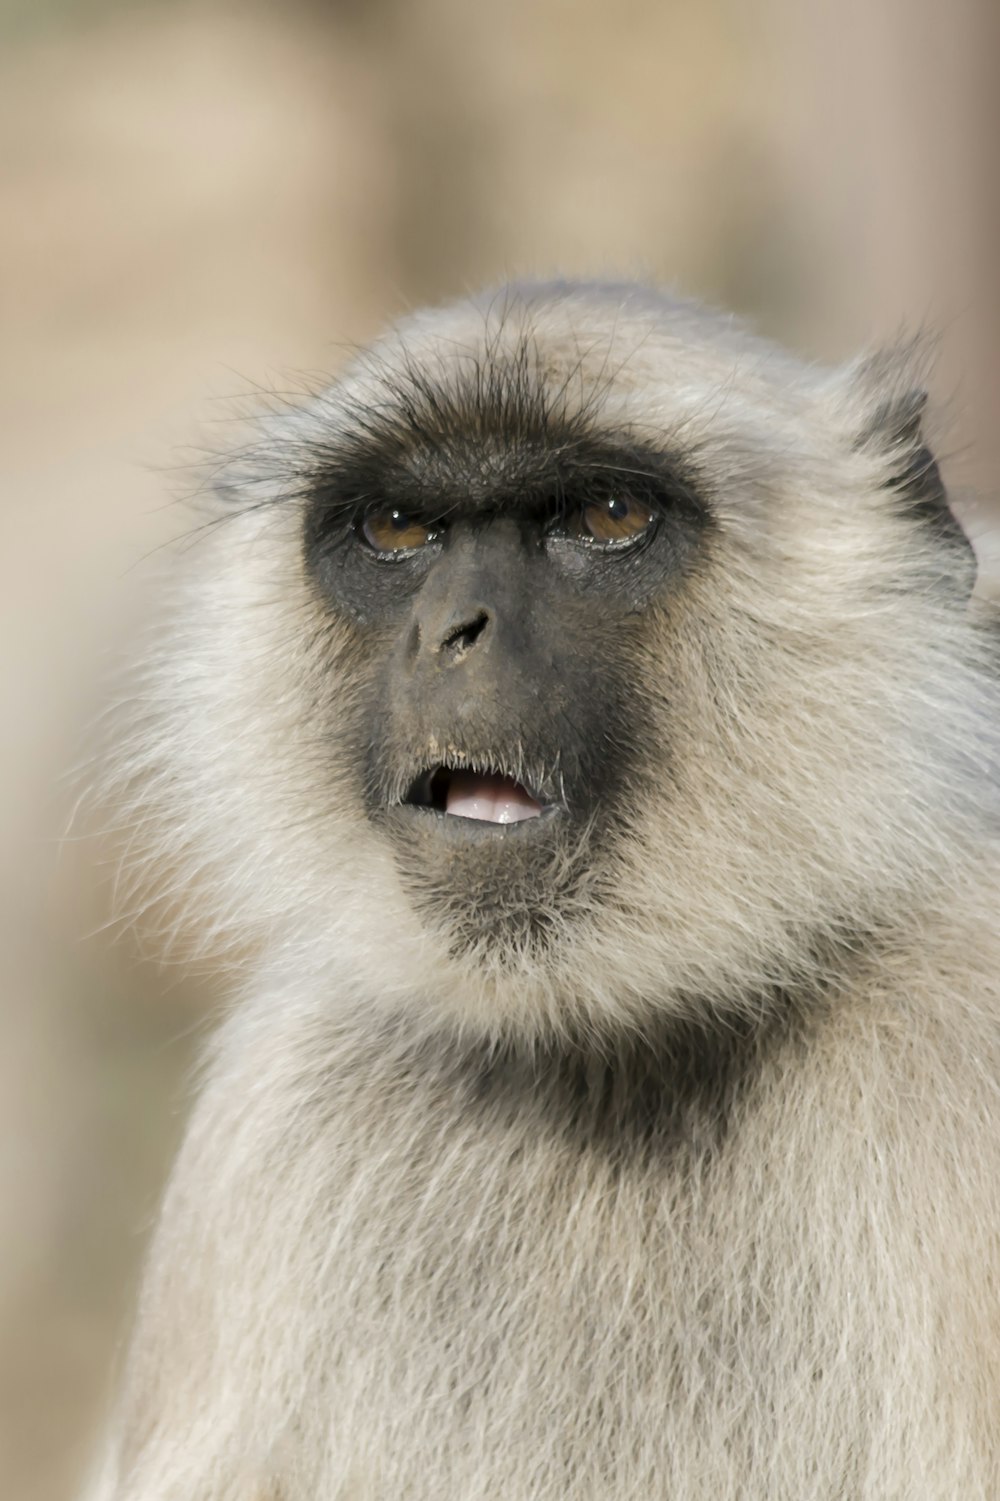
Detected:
left=440, top=609, right=490, bottom=658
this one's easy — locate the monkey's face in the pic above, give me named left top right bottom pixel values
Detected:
left=303, top=396, right=707, bottom=958
left=138, top=283, right=985, bottom=1041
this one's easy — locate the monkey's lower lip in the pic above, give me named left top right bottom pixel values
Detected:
left=404, top=767, right=544, bottom=825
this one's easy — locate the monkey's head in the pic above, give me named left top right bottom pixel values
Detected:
left=122, top=282, right=995, bottom=1044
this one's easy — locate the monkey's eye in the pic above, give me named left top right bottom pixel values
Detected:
left=360, top=509, right=438, bottom=554
left=565, top=495, right=656, bottom=546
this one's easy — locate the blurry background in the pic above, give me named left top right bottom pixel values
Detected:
left=1, top=1, right=998, bottom=1496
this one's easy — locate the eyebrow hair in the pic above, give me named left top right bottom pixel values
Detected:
left=300, top=345, right=708, bottom=529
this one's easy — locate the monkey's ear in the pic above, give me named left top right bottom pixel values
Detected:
left=853, top=371, right=976, bottom=587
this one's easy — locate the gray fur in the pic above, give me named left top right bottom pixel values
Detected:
left=86, top=282, right=1000, bottom=1499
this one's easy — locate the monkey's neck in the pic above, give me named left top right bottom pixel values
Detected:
left=433, top=996, right=813, bottom=1163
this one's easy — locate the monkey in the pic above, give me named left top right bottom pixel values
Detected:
left=84, top=280, right=1000, bottom=1500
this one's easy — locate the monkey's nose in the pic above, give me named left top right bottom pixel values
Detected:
left=438, top=608, right=491, bottom=662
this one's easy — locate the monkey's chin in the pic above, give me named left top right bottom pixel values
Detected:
left=378, top=802, right=583, bottom=958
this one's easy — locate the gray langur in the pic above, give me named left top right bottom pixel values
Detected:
left=86, top=281, right=1000, bottom=1500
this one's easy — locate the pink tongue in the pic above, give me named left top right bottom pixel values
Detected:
left=446, top=771, right=541, bottom=824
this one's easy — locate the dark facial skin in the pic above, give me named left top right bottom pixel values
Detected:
left=302, top=363, right=708, bottom=948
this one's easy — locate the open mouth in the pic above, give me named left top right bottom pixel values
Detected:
left=404, top=765, right=544, bottom=825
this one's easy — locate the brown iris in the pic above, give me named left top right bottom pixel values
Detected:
left=568, top=495, right=656, bottom=545
left=361, top=510, right=436, bottom=553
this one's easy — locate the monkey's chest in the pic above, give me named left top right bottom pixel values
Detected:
left=295, top=1105, right=948, bottom=1501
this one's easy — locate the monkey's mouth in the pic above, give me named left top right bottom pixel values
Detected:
left=404, top=766, right=544, bottom=825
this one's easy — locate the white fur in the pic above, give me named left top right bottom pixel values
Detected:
left=86, top=282, right=1000, bottom=1499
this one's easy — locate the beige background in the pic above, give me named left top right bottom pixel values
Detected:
left=1, top=2, right=998, bottom=1496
